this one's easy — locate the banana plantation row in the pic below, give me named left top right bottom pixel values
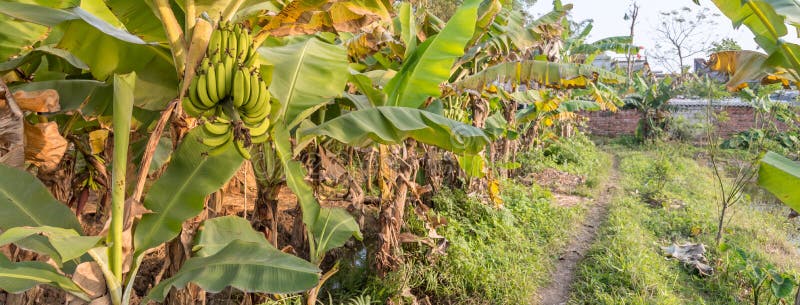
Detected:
left=0, top=0, right=798, bottom=304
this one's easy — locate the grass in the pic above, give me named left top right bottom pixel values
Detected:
left=569, top=143, right=800, bottom=305
left=322, top=136, right=800, bottom=304
left=518, top=133, right=611, bottom=195
left=364, top=181, right=586, bottom=304
left=319, top=134, right=611, bottom=304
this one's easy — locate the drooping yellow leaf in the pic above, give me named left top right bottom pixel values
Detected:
left=88, top=129, right=109, bottom=155
left=12, top=89, right=59, bottom=113
left=24, top=121, right=68, bottom=171
left=257, top=0, right=391, bottom=37
left=488, top=178, right=503, bottom=208
left=707, top=50, right=796, bottom=91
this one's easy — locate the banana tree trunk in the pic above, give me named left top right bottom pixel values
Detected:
left=252, top=144, right=285, bottom=247
left=255, top=183, right=282, bottom=247
left=468, top=94, right=489, bottom=192
left=500, top=99, right=517, bottom=178
left=163, top=193, right=209, bottom=305
left=375, top=142, right=417, bottom=274
left=0, top=79, right=24, bottom=168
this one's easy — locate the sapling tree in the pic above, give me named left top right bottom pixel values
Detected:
left=704, top=80, right=777, bottom=245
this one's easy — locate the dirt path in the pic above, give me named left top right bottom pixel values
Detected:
left=536, top=156, right=620, bottom=305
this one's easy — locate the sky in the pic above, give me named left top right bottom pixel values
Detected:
left=527, top=0, right=799, bottom=72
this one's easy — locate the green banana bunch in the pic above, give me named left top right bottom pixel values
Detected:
left=184, top=20, right=269, bottom=159
left=444, top=105, right=469, bottom=124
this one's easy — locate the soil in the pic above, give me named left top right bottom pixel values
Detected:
left=525, top=168, right=586, bottom=194
left=535, top=156, right=620, bottom=305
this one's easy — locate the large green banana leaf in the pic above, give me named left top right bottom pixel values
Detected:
left=260, top=38, right=350, bottom=128
left=104, top=0, right=169, bottom=42
left=12, top=79, right=113, bottom=116
left=383, top=0, right=480, bottom=108
left=758, top=151, right=800, bottom=212
left=193, top=216, right=269, bottom=257
left=0, top=3, right=145, bottom=44
left=58, top=20, right=177, bottom=109
left=0, top=254, right=90, bottom=301
left=349, top=72, right=384, bottom=107
left=0, top=164, right=82, bottom=232
left=452, top=60, right=625, bottom=91
left=299, top=106, right=490, bottom=155
left=0, top=0, right=79, bottom=61
left=146, top=240, right=320, bottom=302
left=398, top=2, right=416, bottom=59
left=0, top=45, right=87, bottom=72
left=0, top=226, right=101, bottom=263
left=0, top=2, right=179, bottom=110
left=133, top=128, right=244, bottom=257
left=273, top=125, right=361, bottom=263
left=311, top=208, right=362, bottom=259
left=706, top=0, right=788, bottom=45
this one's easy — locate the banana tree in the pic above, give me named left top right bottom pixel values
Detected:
left=0, top=0, right=385, bottom=303
left=0, top=71, right=320, bottom=305
left=280, top=0, right=494, bottom=274
left=623, top=76, right=675, bottom=141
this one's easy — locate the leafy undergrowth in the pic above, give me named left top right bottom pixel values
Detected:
left=320, top=135, right=610, bottom=304
left=569, top=144, right=800, bottom=305
left=519, top=133, right=609, bottom=195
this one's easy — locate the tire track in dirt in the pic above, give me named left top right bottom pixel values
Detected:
left=536, top=155, right=620, bottom=305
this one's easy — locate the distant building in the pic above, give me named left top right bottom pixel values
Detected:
left=693, top=58, right=728, bottom=82
left=591, top=52, right=650, bottom=75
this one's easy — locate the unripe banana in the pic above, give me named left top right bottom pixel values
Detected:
left=242, top=96, right=269, bottom=124
left=182, top=97, right=204, bottom=117
left=188, top=76, right=207, bottom=111
left=223, top=52, right=235, bottom=96
left=243, top=72, right=262, bottom=112
left=220, top=26, right=229, bottom=54
left=196, top=73, right=216, bottom=108
left=240, top=67, right=252, bottom=109
left=206, top=135, right=232, bottom=156
left=234, top=139, right=251, bottom=159
left=205, top=63, right=219, bottom=102
left=213, top=106, right=231, bottom=123
left=250, top=131, right=269, bottom=144
left=257, top=79, right=270, bottom=112
left=208, top=29, right=222, bottom=62
left=247, top=117, right=270, bottom=137
left=233, top=67, right=246, bottom=108
left=237, top=31, right=249, bottom=61
left=243, top=46, right=258, bottom=66
left=201, top=127, right=231, bottom=147
left=203, top=120, right=231, bottom=136
left=225, top=25, right=238, bottom=59
left=215, top=62, right=227, bottom=100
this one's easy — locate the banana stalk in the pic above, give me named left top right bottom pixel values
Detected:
left=180, top=18, right=213, bottom=100
left=152, top=0, right=187, bottom=76
left=222, top=0, right=246, bottom=21
left=185, top=0, right=196, bottom=42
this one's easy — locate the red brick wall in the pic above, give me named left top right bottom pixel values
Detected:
left=580, top=109, right=642, bottom=136
left=579, top=107, right=784, bottom=138
left=713, top=107, right=756, bottom=137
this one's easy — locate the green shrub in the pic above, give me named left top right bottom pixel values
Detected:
left=518, top=132, right=608, bottom=189
left=370, top=181, right=581, bottom=304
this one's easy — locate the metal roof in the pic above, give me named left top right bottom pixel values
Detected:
left=669, top=92, right=800, bottom=108
left=668, top=98, right=751, bottom=107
